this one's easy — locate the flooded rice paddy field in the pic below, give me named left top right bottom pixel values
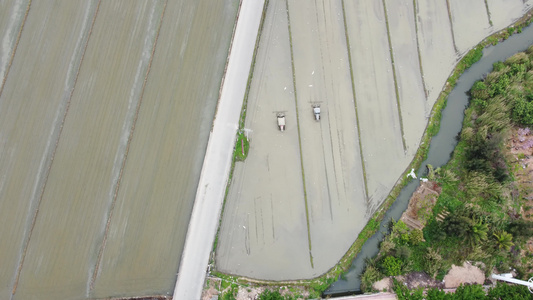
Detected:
left=0, top=0, right=238, bottom=299
left=216, top=0, right=533, bottom=280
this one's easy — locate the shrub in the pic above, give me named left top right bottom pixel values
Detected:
left=425, top=288, right=447, bottom=299
left=471, top=80, right=489, bottom=100
left=220, top=285, right=238, bottom=300
left=507, top=219, right=533, bottom=238
left=453, top=284, right=486, bottom=299
left=258, top=289, right=285, bottom=300
left=468, top=218, right=489, bottom=246
left=396, top=245, right=411, bottom=261
left=505, top=52, right=529, bottom=65
left=423, top=248, right=443, bottom=278
left=360, top=265, right=383, bottom=292
left=409, top=229, right=424, bottom=246
left=235, top=132, right=250, bottom=161
left=493, top=230, right=514, bottom=251
left=441, top=210, right=472, bottom=240
left=493, top=61, right=505, bottom=72
left=512, top=96, right=533, bottom=125
left=487, top=282, right=533, bottom=299
left=471, top=98, right=487, bottom=112
left=392, top=279, right=424, bottom=300
left=392, top=220, right=410, bottom=246
left=379, top=237, right=396, bottom=254
left=463, top=46, right=483, bottom=69
left=381, top=256, right=403, bottom=276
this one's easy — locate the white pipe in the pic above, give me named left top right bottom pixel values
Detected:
left=491, top=274, right=533, bottom=292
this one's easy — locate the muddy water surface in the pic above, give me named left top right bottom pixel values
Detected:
left=15, top=2, right=165, bottom=299
left=0, top=0, right=28, bottom=87
left=91, top=0, right=238, bottom=297
left=0, top=1, right=96, bottom=298
left=288, top=0, right=366, bottom=276
left=0, top=0, right=238, bottom=299
left=216, top=0, right=312, bottom=280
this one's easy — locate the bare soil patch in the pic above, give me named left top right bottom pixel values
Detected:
left=443, top=262, right=485, bottom=289
left=399, top=272, right=445, bottom=290
left=372, top=277, right=393, bottom=292
left=201, top=277, right=311, bottom=300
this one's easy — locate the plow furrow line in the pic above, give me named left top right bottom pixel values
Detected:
left=445, top=0, right=459, bottom=54
left=412, top=0, right=429, bottom=99
left=340, top=0, right=369, bottom=201
left=285, top=0, right=314, bottom=269
left=382, top=0, right=407, bottom=153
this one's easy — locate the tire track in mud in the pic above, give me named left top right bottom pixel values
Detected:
left=314, top=0, right=337, bottom=221
left=484, top=0, right=493, bottom=26
left=412, top=0, right=429, bottom=100
left=445, top=0, right=459, bottom=53
left=0, top=0, right=31, bottom=102
left=320, top=119, right=334, bottom=221
left=340, top=0, right=369, bottom=201
left=10, top=1, right=100, bottom=297
left=270, top=194, right=275, bottom=239
left=381, top=0, right=407, bottom=153
left=89, top=0, right=168, bottom=291
left=285, top=0, right=314, bottom=269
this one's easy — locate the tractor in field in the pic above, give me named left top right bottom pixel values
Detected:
left=277, top=113, right=286, bottom=131
left=313, top=104, right=321, bottom=121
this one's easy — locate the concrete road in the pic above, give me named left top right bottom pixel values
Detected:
left=173, top=0, right=266, bottom=299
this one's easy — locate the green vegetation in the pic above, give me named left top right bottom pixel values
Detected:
left=257, top=289, right=291, bottom=300
left=234, top=132, right=250, bottom=161
left=218, top=288, right=304, bottom=300
left=382, top=256, right=404, bottom=276
left=362, top=48, right=533, bottom=294
left=447, top=45, right=483, bottom=87
left=393, top=279, right=533, bottom=299
left=219, top=284, right=238, bottom=300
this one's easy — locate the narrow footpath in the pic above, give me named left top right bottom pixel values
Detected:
left=172, top=0, right=265, bottom=299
